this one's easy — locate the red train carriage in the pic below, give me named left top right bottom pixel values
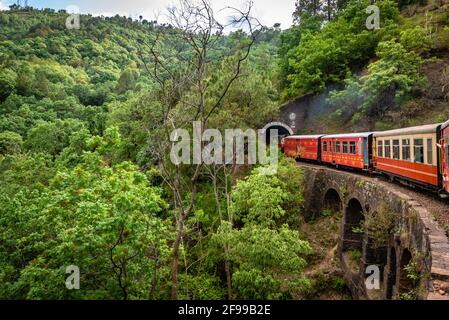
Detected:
left=320, top=133, right=374, bottom=170
left=279, top=119, right=449, bottom=198
left=281, top=135, right=324, bottom=161
left=373, top=124, right=441, bottom=191
left=440, top=120, right=449, bottom=197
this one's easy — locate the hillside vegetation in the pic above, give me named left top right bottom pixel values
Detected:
left=278, top=0, right=449, bottom=132
left=0, top=0, right=447, bottom=300
left=0, top=4, right=313, bottom=300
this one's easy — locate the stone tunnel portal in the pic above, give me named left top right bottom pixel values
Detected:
left=262, top=122, right=293, bottom=145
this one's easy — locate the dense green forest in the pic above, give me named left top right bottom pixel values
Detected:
left=280, top=0, right=449, bottom=132
left=0, top=0, right=448, bottom=300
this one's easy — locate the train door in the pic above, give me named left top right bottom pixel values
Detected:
left=439, top=124, right=449, bottom=195
left=331, top=139, right=336, bottom=164
left=367, top=134, right=374, bottom=169
left=361, top=137, right=368, bottom=168
left=444, top=138, right=449, bottom=193
left=296, top=139, right=303, bottom=158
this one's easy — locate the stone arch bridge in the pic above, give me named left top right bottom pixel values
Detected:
left=299, top=163, right=449, bottom=300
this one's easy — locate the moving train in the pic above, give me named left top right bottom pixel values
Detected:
left=280, top=120, right=449, bottom=198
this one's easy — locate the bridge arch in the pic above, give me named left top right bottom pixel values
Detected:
left=262, top=122, right=293, bottom=144
left=363, top=210, right=388, bottom=279
left=386, top=246, right=397, bottom=299
left=342, top=198, right=365, bottom=253
left=299, top=163, right=449, bottom=300
left=398, top=248, right=414, bottom=294
left=323, top=188, right=342, bottom=214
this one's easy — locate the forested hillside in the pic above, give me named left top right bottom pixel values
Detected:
left=279, top=0, right=449, bottom=132
left=0, top=8, right=280, bottom=161
left=0, top=0, right=447, bottom=300
left=0, top=4, right=310, bottom=300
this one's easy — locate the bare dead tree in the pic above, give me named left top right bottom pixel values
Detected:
left=137, top=0, right=261, bottom=299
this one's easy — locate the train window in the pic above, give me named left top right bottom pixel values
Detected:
left=323, top=141, right=327, bottom=152
left=358, top=140, right=362, bottom=155
left=349, top=141, right=356, bottom=154
left=402, top=139, right=410, bottom=161
left=377, top=141, right=383, bottom=157
left=385, top=140, right=391, bottom=158
left=427, top=138, right=433, bottom=165
left=336, top=141, right=341, bottom=153
left=393, top=140, right=400, bottom=160
left=414, top=139, right=424, bottom=163
left=342, top=141, right=348, bottom=153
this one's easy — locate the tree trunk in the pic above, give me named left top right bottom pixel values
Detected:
left=224, top=245, right=232, bottom=300
left=212, top=172, right=232, bottom=299
left=171, top=212, right=186, bottom=300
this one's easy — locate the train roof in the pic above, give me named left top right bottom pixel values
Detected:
left=322, top=132, right=374, bottom=139
left=285, top=134, right=325, bottom=139
left=373, top=123, right=441, bottom=137
left=442, top=119, right=449, bottom=131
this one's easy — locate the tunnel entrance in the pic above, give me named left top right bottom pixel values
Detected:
left=342, top=198, right=365, bottom=252
left=323, top=188, right=342, bottom=214
left=262, top=122, right=293, bottom=145
left=386, top=247, right=397, bottom=299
